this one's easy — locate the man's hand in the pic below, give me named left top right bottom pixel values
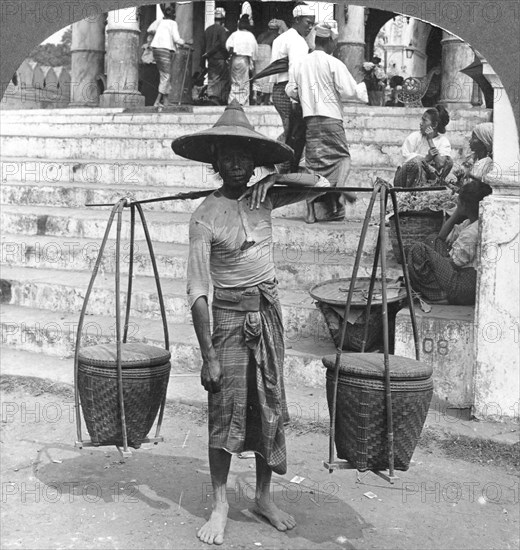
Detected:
left=201, top=353, right=222, bottom=393
left=238, top=173, right=277, bottom=209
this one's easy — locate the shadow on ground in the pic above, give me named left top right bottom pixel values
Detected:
left=32, top=440, right=370, bottom=547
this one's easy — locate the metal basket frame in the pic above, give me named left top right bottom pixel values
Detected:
left=73, top=198, right=170, bottom=457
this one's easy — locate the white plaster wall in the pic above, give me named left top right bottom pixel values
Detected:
left=474, top=196, right=520, bottom=420
left=380, top=16, right=429, bottom=78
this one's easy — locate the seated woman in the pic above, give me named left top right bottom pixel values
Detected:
left=406, top=180, right=492, bottom=305
left=394, top=105, right=452, bottom=188
left=449, top=122, right=494, bottom=187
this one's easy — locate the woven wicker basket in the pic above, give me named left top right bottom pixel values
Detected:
left=389, top=210, right=444, bottom=264
left=310, top=278, right=406, bottom=352
left=323, top=353, right=433, bottom=471
left=78, top=343, right=171, bottom=449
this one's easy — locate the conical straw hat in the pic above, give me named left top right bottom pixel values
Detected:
left=171, top=100, right=293, bottom=166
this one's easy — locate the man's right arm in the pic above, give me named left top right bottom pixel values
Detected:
left=335, top=61, right=361, bottom=102
left=191, top=297, right=222, bottom=393
left=187, top=218, right=222, bottom=393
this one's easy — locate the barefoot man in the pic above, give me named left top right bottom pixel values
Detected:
left=171, top=101, right=329, bottom=545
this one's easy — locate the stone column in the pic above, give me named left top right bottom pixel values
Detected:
left=176, top=2, right=193, bottom=43
left=205, top=1, right=215, bottom=29
left=70, top=14, right=105, bottom=106
left=336, top=3, right=365, bottom=83
left=473, top=63, right=520, bottom=421
left=439, top=32, right=474, bottom=109
left=169, top=2, right=194, bottom=105
left=471, top=82, right=483, bottom=107
left=100, top=7, right=144, bottom=107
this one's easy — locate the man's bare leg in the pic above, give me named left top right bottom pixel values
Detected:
left=336, top=157, right=352, bottom=215
left=305, top=200, right=316, bottom=224
left=197, top=448, right=231, bottom=545
left=252, top=454, right=296, bottom=531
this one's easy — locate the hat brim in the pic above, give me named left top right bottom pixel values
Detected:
left=171, top=125, right=294, bottom=166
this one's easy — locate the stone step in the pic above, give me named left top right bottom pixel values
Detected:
left=0, top=265, right=329, bottom=334
left=0, top=233, right=401, bottom=290
left=0, top=157, right=396, bottom=188
left=0, top=204, right=382, bottom=255
left=0, top=348, right=329, bottom=402
left=0, top=135, right=470, bottom=164
left=0, top=119, right=476, bottom=145
left=0, top=303, right=335, bottom=386
left=0, top=181, right=384, bottom=221
left=0, top=105, right=491, bottom=128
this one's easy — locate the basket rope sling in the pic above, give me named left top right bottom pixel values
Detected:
left=323, top=178, right=438, bottom=483
left=74, top=198, right=171, bottom=458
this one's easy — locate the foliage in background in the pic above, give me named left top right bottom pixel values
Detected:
left=28, top=27, right=72, bottom=68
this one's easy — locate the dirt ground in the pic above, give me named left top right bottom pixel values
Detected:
left=1, top=380, right=519, bottom=550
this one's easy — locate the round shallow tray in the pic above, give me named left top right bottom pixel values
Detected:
left=310, top=277, right=407, bottom=307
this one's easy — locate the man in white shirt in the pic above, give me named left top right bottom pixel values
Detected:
left=269, top=4, right=314, bottom=137
left=287, top=22, right=361, bottom=223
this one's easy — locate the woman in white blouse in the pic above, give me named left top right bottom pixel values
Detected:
left=147, top=6, right=185, bottom=108
left=394, top=104, right=453, bottom=187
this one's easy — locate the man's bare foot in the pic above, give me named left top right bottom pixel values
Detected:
left=253, top=499, right=296, bottom=531
left=197, top=502, right=229, bottom=545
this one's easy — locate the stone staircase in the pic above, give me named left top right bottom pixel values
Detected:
left=0, top=105, right=492, bottom=388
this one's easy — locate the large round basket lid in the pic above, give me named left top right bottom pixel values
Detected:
left=322, top=353, right=432, bottom=380
left=78, top=343, right=171, bottom=369
left=310, top=277, right=406, bottom=307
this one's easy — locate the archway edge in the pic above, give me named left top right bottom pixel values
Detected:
left=0, top=0, right=518, bottom=125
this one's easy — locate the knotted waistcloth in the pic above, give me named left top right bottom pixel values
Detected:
left=208, top=280, right=289, bottom=475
